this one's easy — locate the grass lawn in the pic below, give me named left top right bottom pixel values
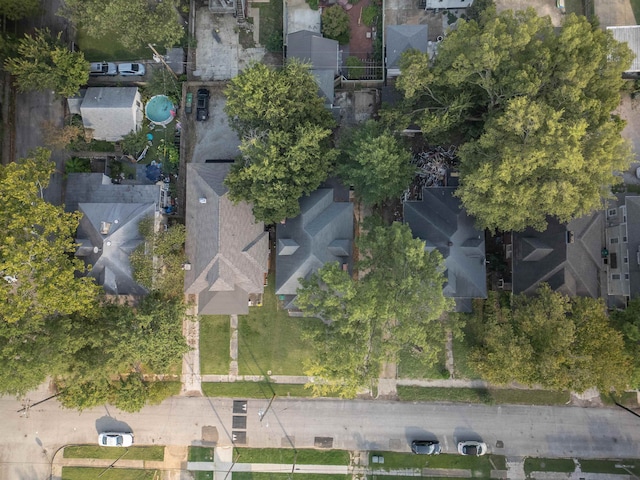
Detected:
left=76, top=29, right=150, bottom=61
left=564, top=0, right=584, bottom=15
left=63, top=445, right=164, bottom=461
left=631, top=0, right=640, bottom=23
left=601, top=391, right=639, bottom=408
left=200, top=315, right=231, bottom=374
left=195, top=473, right=214, bottom=480
left=61, top=467, right=156, bottom=480
left=579, top=459, right=640, bottom=474
left=252, top=0, right=283, bottom=46
left=237, top=274, right=322, bottom=376
left=397, top=344, right=449, bottom=380
left=451, top=334, right=481, bottom=380
left=202, top=381, right=330, bottom=398
left=189, top=446, right=215, bottom=462
left=233, top=448, right=350, bottom=465
left=369, top=452, right=504, bottom=478
left=524, top=458, right=575, bottom=476
left=397, top=386, right=570, bottom=405
left=233, top=475, right=349, bottom=480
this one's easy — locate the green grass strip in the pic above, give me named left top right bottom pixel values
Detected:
left=202, top=382, right=338, bottom=398
left=579, top=459, right=640, bottom=474
left=233, top=475, right=349, bottom=480
left=368, top=451, right=502, bottom=476
left=397, top=386, right=570, bottom=405
left=63, top=445, right=164, bottom=461
left=61, top=467, right=157, bottom=480
left=195, top=472, right=214, bottom=480
left=234, top=448, right=350, bottom=465
left=524, top=457, right=575, bottom=475
left=199, top=315, right=231, bottom=374
left=189, top=446, right=215, bottom=462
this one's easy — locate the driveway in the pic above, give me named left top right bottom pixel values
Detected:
left=284, top=0, right=321, bottom=36
left=616, top=93, right=640, bottom=185
left=494, top=0, right=564, bottom=26
left=194, top=6, right=266, bottom=80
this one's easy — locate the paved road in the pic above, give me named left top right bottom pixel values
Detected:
left=2, top=393, right=640, bottom=479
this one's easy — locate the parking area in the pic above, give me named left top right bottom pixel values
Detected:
left=284, top=0, right=321, bottom=36
left=194, top=7, right=266, bottom=80
left=616, top=93, right=640, bottom=185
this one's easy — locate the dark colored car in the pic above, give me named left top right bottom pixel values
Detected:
left=185, top=92, right=193, bottom=114
left=411, top=440, right=441, bottom=455
left=197, top=88, right=210, bottom=121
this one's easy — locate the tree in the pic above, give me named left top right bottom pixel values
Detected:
left=0, top=148, right=99, bottom=325
left=224, top=61, right=334, bottom=135
left=469, top=285, right=631, bottom=393
left=611, top=298, right=640, bottom=388
left=226, top=125, right=337, bottom=223
left=42, top=120, right=83, bottom=151
left=0, top=0, right=40, bottom=21
left=321, top=5, right=350, bottom=44
left=296, top=221, right=453, bottom=397
left=62, top=0, right=184, bottom=50
left=4, top=29, right=89, bottom=97
left=394, top=10, right=634, bottom=231
left=338, top=120, right=414, bottom=206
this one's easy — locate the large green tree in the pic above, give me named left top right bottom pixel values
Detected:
left=321, top=5, right=350, bottom=44
left=393, top=10, right=633, bottom=231
left=611, top=298, right=640, bottom=388
left=0, top=0, right=39, bottom=22
left=296, top=221, right=453, bottom=397
left=469, top=286, right=631, bottom=393
left=4, top=29, right=89, bottom=97
left=338, top=120, right=414, bottom=206
left=0, top=148, right=99, bottom=325
left=62, top=0, right=183, bottom=50
left=224, top=61, right=337, bottom=224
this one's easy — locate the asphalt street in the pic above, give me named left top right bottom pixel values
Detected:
left=2, top=393, right=640, bottom=479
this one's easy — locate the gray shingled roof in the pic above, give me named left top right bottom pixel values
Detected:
left=80, top=87, right=143, bottom=141
left=65, top=173, right=161, bottom=213
left=386, top=25, right=428, bottom=73
left=75, top=202, right=154, bottom=295
left=184, top=163, right=269, bottom=315
left=403, top=187, right=487, bottom=312
left=287, top=30, right=339, bottom=73
left=276, top=188, right=354, bottom=309
left=512, top=213, right=603, bottom=298
left=607, top=26, right=640, bottom=72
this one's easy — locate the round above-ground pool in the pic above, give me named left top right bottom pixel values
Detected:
left=145, top=95, right=175, bottom=126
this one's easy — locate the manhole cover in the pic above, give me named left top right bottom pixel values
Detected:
left=233, top=431, right=247, bottom=444
left=233, top=416, right=247, bottom=429
left=314, top=437, right=333, bottom=448
left=233, top=400, right=248, bottom=414
left=496, top=440, right=504, bottom=448
left=202, top=426, right=218, bottom=443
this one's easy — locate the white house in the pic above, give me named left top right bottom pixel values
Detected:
left=79, top=87, right=144, bottom=142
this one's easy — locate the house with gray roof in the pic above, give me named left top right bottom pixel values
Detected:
left=184, top=163, right=269, bottom=315
left=386, top=25, right=428, bottom=78
left=80, top=87, right=144, bottom=141
left=286, top=30, right=339, bottom=104
left=276, top=188, right=354, bottom=311
left=512, top=213, right=604, bottom=299
left=604, top=195, right=640, bottom=307
left=66, top=173, right=162, bottom=296
left=403, top=187, right=486, bottom=312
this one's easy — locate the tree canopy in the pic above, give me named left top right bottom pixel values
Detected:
left=321, top=5, right=350, bottom=44
left=62, top=0, right=184, bottom=50
left=4, top=29, right=89, bottom=97
left=0, top=148, right=99, bottom=325
left=337, top=120, right=414, bottom=206
left=393, top=10, right=633, bottom=231
left=468, top=287, right=631, bottom=393
left=0, top=0, right=39, bottom=21
left=296, top=221, right=453, bottom=397
left=224, top=61, right=337, bottom=224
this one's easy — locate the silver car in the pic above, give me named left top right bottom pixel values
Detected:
left=117, top=63, right=146, bottom=76
left=98, top=432, right=134, bottom=447
left=90, top=61, right=117, bottom=76
left=457, top=440, right=487, bottom=456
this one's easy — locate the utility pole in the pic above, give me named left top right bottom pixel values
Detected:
left=148, top=44, right=179, bottom=80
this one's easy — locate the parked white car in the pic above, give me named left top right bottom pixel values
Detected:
left=117, top=63, right=146, bottom=76
left=98, top=432, right=134, bottom=447
left=90, top=61, right=117, bottom=76
left=457, top=440, right=487, bottom=456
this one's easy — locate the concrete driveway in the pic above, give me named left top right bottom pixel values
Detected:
left=616, top=93, right=640, bottom=186
left=193, top=7, right=266, bottom=80
left=284, top=0, right=321, bottom=36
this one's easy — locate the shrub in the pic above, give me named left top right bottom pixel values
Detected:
left=345, top=56, right=364, bottom=79
left=321, top=5, right=350, bottom=44
left=266, top=30, right=283, bottom=52
left=361, top=5, right=378, bottom=26
left=306, top=0, right=319, bottom=10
